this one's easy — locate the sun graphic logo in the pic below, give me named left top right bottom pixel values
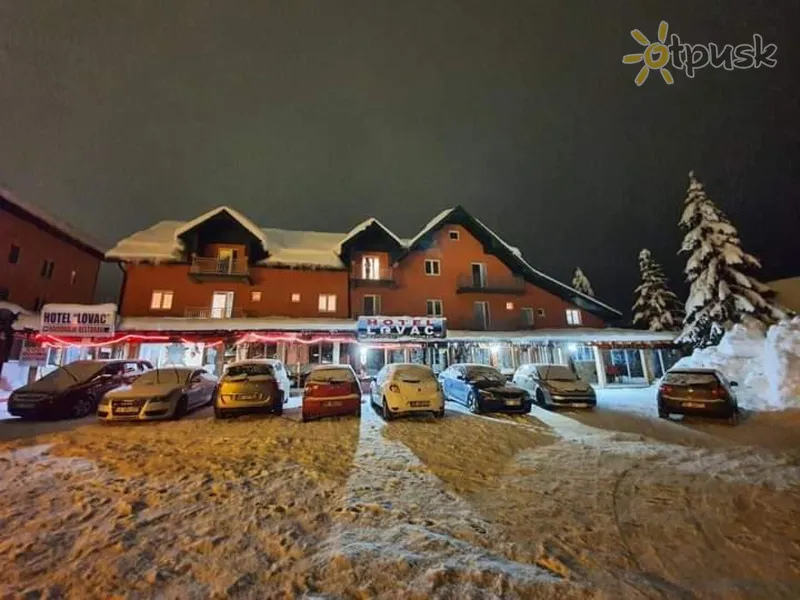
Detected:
left=623, top=21, right=675, bottom=86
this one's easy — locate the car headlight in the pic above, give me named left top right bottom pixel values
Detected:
left=479, top=389, right=494, bottom=398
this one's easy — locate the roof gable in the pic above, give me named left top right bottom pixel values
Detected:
left=336, top=218, right=405, bottom=259
left=174, top=206, right=268, bottom=250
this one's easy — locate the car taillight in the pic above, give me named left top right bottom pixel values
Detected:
left=389, top=383, right=400, bottom=393
left=710, top=386, right=726, bottom=399
left=660, top=384, right=674, bottom=394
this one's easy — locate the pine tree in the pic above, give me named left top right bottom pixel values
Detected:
left=677, top=171, right=786, bottom=347
left=632, top=249, right=682, bottom=331
left=571, top=267, right=595, bottom=296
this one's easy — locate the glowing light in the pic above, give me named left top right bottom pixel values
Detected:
left=568, top=343, right=578, bottom=352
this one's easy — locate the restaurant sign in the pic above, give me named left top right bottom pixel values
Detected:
left=356, top=316, right=446, bottom=340
left=40, top=303, right=117, bottom=338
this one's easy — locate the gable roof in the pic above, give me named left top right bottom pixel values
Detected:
left=174, top=206, right=268, bottom=250
left=1, top=188, right=105, bottom=258
left=335, top=217, right=405, bottom=254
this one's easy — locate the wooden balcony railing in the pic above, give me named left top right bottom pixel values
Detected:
left=184, top=307, right=249, bottom=319
left=456, top=274, right=525, bottom=295
left=350, top=265, right=396, bottom=287
left=190, top=256, right=250, bottom=277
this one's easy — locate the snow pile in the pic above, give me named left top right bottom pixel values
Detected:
left=672, top=317, right=800, bottom=410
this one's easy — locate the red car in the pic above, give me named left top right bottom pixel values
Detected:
left=301, top=364, right=362, bottom=422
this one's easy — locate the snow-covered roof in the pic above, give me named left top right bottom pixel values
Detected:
left=106, top=209, right=346, bottom=269
left=174, top=206, right=269, bottom=249
left=0, top=301, right=31, bottom=316
left=335, top=218, right=405, bottom=254
left=117, top=316, right=358, bottom=333
left=1, top=188, right=105, bottom=256
left=446, top=328, right=678, bottom=343
left=405, top=208, right=455, bottom=248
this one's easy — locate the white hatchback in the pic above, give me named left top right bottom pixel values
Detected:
left=370, top=363, right=445, bottom=420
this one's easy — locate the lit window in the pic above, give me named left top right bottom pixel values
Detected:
left=448, top=230, right=459, bottom=240
left=566, top=309, right=582, bottom=325
left=291, top=293, right=301, bottom=303
left=424, top=259, right=440, bottom=276
left=426, top=299, right=443, bottom=316
left=70, top=270, right=77, bottom=285
left=536, top=308, right=546, bottom=317
left=362, top=295, right=381, bottom=316
left=361, top=256, right=380, bottom=280
left=506, top=302, right=514, bottom=310
left=318, top=294, right=337, bottom=313
left=251, top=291, right=262, bottom=302
left=151, top=290, right=174, bottom=310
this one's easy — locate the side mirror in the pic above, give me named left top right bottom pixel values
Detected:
left=729, top=381, right=738, bottom=387
left=456, top=374, right=464, bottom=381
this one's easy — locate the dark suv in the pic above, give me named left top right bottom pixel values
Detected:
left=8, top=359, right=153, bottom=420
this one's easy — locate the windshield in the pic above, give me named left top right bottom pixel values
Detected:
left=308, top=367, right=354, bottom=383
left=133, top=369, right=189, bottom=386
left=392, top=365, right=435, bottom=383
left=465, top=366, right=505, bottom=383
left=224, top=364, right=275, bottom=380
left=540, top=365, right=578, bottom=382
left=29, top=361, right=105, bottom=391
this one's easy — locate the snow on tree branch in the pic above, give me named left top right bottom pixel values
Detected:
left=571, top=267, right=595, bottom=296
left=676, top=171, right=786, bottom=347
left=632, top=249, right=682, bottom=332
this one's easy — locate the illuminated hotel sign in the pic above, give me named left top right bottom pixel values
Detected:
left=40, top=303, right=117, bottom=338
left=356, top=316, right=446, bottom=340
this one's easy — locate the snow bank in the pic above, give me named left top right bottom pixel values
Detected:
left=672, top=317, right=800, bottom=411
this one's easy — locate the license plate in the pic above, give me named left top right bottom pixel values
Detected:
left=505, top=399, right=521, bottom=406
left=571, top=403, right=589, bottom=408
left=237, top=394, right=260, bottom=401
left=326, top=401, right=343, bottom=407
left=682, top=402, right=705, bottom=408
left=114, top=407, right=140, bottom=414
left=410, top=401, right=429, bottom=407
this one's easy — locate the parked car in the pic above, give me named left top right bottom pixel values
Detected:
left=224, top=359, right=291, bottom=401
left=439, top=364, right=530, bottom=414
left=371, top=363, right=445, bottom=420
left=657, top=368, right=740, bottom=425
left=512, top=363, right=596, bottom=409
left=302, top=364, right=361, bottom=422
left=99, top=367, right=217, bottom=421
left=8, top=359, right=152, bottom=420
left=214, top=361, right=284, bottom=418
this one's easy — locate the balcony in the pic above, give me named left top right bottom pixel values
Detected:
left=189, top=256, right=252, bottom=283
left=456, top=274, right=525, bottom=295
left=183, top=307, right=250, bottom=319
left=461, top=315, right=535, bottom=331
left=350, top=265, right=396, bottom=288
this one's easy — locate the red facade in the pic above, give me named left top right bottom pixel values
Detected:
left=111, top=206, right=617, bottom=329
left=0, top=193, right=103, bottom=311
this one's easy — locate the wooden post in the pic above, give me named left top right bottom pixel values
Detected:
left=640, top=349, right=653, bottom=384
left=593, top=346, right=607, bottom=388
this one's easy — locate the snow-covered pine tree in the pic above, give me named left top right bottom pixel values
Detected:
left=571, top=267, right=595, bottom=296
left=677, top=171, right=786, bottom=347
left=632, top=249, right=682, bottom=331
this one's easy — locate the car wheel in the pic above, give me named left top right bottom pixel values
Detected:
left=467, top=391, right=482, bottom=414
left=173, top=396, right=188, bottom=420
left=214, top=406, right=227, bottom=419
left=274, top=401, right=283, bottom=416
left=207, top=388, right=217, bottom=407
left=72, top=396, right=93, bottom=419
left=658, top=409, right=669, bottom=419
left=728, top=411, right=739, bottom=426
left=435, top=408, right=445, bottom=419
left=301, top=411, right=308, bottom=422
left=535, top=389, right=546, bottom=408
left=356, top=405, right=362, bottom=418
left=382, top=399, right=393, bottom=421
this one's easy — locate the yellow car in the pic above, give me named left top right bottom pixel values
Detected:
left=369, top=363, right=445, bottom=420
left=214, top=360, right=284, bottom=419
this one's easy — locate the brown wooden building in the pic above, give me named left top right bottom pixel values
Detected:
left=0, top=189, right=104, bottom=311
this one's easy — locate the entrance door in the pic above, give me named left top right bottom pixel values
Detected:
left=217, top=248, right=238, bottom=274
left=211, top=291, right=234, bottom=318
left=473, top=301, right=490, bottom=330
left=471, top=263, right=487, bottom=288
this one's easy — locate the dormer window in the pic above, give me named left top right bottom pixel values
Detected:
left=362, top=256, right=380, bottom=280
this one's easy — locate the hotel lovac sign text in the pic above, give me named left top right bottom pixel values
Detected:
left=40, top=304, right=117, bottom=338
left=356, top=316, right=446, bottom=340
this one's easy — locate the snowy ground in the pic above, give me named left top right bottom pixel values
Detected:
left=1, top=389, right=800, bottom=598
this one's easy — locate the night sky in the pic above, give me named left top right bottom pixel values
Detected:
left=1, top=1, right=797, bottom=317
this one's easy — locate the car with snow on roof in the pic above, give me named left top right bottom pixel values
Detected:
left=439, top=364, right=530, bottom=414
left=214, top=360, right=284, bottom=419
left=371, top=363, right=445, bottom=420
left=8, top=359, right=152, bottom=420
left=302, top=364, right=362, bottom=421
left=657, top=368, right=740, bottom=425
left=512, top=363, right=596, bottom=409
left=98, top=367, right=216, bottom=421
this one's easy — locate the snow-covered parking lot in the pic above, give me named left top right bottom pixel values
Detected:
left=2, top=389, right=800, bottom=599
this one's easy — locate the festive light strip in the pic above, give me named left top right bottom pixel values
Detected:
left=235, top=332, right=355, bottom=346
left=36, top=333, right=171, bottom=348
